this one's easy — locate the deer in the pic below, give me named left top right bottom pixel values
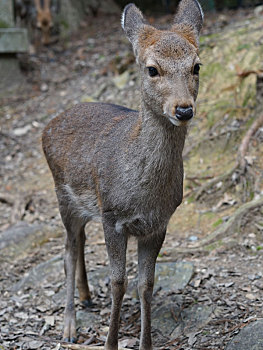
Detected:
left=42, top=0, right=203, bottom=349
left=34, top=0, right=53, bottom=45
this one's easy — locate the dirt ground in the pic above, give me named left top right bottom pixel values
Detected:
left=1, top=7, right=263, bottom=350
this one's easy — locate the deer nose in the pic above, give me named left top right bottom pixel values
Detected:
left=176, top=106, right=193, bottom=121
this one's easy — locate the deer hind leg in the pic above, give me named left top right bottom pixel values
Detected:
left=61, top=209, right=87, bottom=343
left=103, top=214, right=128, bottom=350
left=76, top=227, right=92, bottom=307
left=137, top=233, right=166, bottom=350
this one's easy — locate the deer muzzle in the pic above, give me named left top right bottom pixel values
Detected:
left=175, top=106, right=193, bottom=121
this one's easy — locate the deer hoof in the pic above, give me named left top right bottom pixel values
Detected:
left=63, top=336, right=77, bottom=343
left=81, top=298, right=93, bottom=308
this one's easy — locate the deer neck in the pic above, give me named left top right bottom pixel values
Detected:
left=139, top=99, right=188, bottom=159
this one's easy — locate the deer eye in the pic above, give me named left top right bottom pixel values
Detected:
left=147, top=67, right=159, bottom=77
left=193, top=63, right=201, bottom=75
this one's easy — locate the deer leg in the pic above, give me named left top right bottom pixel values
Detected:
left=62, top=218, right=84, bottom=343
left=103, top=215, right=128, bottom=350
left=137, top=233, right=166, bottom=350
left=76, top=227, right=92, bottom=307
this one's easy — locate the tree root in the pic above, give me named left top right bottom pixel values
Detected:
left=61, top=344, right=133, bottom=350
left=237, top=113, right=263, bottom=171
left=194, top=113, right=263, bottom=201
left=194, top=166, right=237, bottom=200
left=165, top=197, right=263, bottom=255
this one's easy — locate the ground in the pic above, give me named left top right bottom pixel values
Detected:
left=0, top=7, right=263, bottom=350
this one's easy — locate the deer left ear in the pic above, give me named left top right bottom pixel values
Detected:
left=173, top=0, right=204, bottom=37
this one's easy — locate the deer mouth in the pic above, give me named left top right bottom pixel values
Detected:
left=164, top=113, right=192, bottom=127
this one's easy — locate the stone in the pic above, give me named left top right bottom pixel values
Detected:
left=127, top=261, right=194, bottom=299
left=112, top=71, right=129, bottom=90
left=12, top=255, right=64, bottom=292
left=171, top=304, right=214, bottom=338
left=0, top=222, right=58, bottom=259
left=152, top=299, right=214, bottom=337
left=0, top=29, right=28, bottom=53
left=155, top=261, right=194, bottom=291
left=226, top=319, right=263, bottom=350
left=76, top=310, right=100, bottom=329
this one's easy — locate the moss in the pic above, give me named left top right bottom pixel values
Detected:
left=0, top=20, right=9, bottom=28
left=212, top=218, right=223, bottom=228
left=237, top=43, right=250, bottom=51
left=204, top=240, right=223, bottom=252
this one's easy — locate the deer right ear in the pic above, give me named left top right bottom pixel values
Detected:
left=122, top=3, right=147, bottom=53
left=174, top=0, right=204, bottom=37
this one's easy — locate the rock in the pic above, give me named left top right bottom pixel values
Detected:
left=13, top=125, right=31, bottom=136
left=155, top=261, right=194, bottom=291
left=226, top=319, right=263, bottom=350
left=40, top=83, right=49, bottom=92
left=76, top=310, right=100, bottom=329
left=12, top=255, right=64, bottom=292
left=127, top=261, right=194, bottom=299
left=152, top=299, right=214, bottom=337
left=0, top=222, right=58, bottom=259
left=112, top=71, right=129, bottom=90
left=171, top=304, right=214, bottom=338
left=254, top=5, right=263, bottom=17
left=81, top=95, right=97, bottom=103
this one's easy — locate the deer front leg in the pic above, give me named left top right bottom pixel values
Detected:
left=103, top=215, right=128, bottom=350
left=137, top=233, right=165, bottom=350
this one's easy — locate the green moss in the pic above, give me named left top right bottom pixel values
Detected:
left=237, top=43, right=250, bottom=51
left=0, top=20, right=9, bottom=28
left=59, top=19, right=69, bottom=30
left=205, top=240, right=223, bottom=251
left=212, top=218, right=223, bottom=228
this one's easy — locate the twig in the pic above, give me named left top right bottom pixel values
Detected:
left=237, top=114, right=263, bottom=171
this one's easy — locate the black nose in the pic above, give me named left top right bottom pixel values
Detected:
left=176, top=106, right=193, bottom=121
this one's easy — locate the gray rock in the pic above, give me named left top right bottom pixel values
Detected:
left=0, top=222, right=60, bottom=260
left=76, top=310, right=101, bottom=329
left=152, top=301, right=214, bottom=337
left=171, top=304, right=214, bottom=338
left=127, top=261, right=194, bottom=298
left=155, top=261, right=194, bottom=292
left=12, top=255, right=64, bottom=292
left=0, top=29, right=28, bottom=53
left=226, top=319, right=263, bottom=350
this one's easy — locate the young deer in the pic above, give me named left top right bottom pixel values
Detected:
left=34, top=0, right=53, bottom=45
left=42, top=0, right=203, bottom=348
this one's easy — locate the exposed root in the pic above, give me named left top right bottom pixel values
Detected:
left=237, top=114, right=263, bottom=171
left=165, top=197, right=263, bottom=255
left=61, top=344, right=133, bottom=350
left=194, top=114, right=263, bottom=201
left=194, top=166, right=237, bottom=201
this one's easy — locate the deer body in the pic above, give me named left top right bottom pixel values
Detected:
left=42, top=1, right=203, bottom=349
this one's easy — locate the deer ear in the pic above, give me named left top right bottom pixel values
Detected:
left=122, top=3, right=147, bottom=50
left=174, top=0, right=204, bottom=36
